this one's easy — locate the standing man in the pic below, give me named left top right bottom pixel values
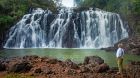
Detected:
left=116, top=43, right=124, bottom=74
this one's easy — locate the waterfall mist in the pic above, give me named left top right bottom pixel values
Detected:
left=4, top=8, right=128, bottom=49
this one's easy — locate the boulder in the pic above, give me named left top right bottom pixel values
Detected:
left=94, top=63, right=109, bottom=73
left=64, top=59, right=79, bottom=69
left=9, top=62, right=32, bottom=73
left=84, top=56, right=104, bottom=65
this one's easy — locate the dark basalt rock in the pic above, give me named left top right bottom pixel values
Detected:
left=84, top=56, right=104, bottom=65
left=9, top=62, right=32, bottom=73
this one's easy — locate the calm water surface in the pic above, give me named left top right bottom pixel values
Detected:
left=0, top=48, right=140, bottom=67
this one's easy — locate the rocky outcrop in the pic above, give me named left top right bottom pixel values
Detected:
left=103, top=35, right=140, bottom=55
left=83, top=56, right=109, bottom=73
left=0, top=55, right=139, bottom=78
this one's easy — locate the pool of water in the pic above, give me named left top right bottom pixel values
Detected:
left=0, top=48, right=140, bottom=67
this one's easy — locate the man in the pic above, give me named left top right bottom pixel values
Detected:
left=116, top=43, right=124, bottom=74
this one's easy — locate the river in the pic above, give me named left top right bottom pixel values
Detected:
left=0, top=49, right=140, bottom=67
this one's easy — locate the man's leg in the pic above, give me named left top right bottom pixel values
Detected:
left=117, top=58, right=123, bottom=73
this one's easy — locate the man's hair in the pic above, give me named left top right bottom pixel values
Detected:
left=118, top=43, right=123, bottom=48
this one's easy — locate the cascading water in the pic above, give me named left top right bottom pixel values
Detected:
left=4, top=8, right=128, bottom=49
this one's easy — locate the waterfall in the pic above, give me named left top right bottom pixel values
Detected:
left=4, top=8, right=128, bottom=49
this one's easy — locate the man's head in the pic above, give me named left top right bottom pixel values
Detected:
left=118, top=43, right=123, bottom=48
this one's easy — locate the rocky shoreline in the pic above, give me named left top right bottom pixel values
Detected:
left=102, top=35, right=140, bottom=55
left=0, top=55, right=140, bottom=78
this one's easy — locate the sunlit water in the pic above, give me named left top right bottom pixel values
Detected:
left=0, top=49, right=140, bottom=67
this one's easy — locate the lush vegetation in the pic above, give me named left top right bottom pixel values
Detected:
left=78, top=0, right=140, bottom=34
left=79, top=0, right=140, bottom=15
left=0, top=0, right=57, bottom=46
left=0, top=0, right=57, bottom=29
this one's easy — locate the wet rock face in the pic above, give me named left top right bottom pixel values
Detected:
left=9, top=62, right=32, bottom=73
left=84, top=56, right=104, bottom=65
left=103, top=35, right=140, bottom=55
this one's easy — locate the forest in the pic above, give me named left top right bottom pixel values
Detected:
left=77, top=0, right=140, bottom=34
